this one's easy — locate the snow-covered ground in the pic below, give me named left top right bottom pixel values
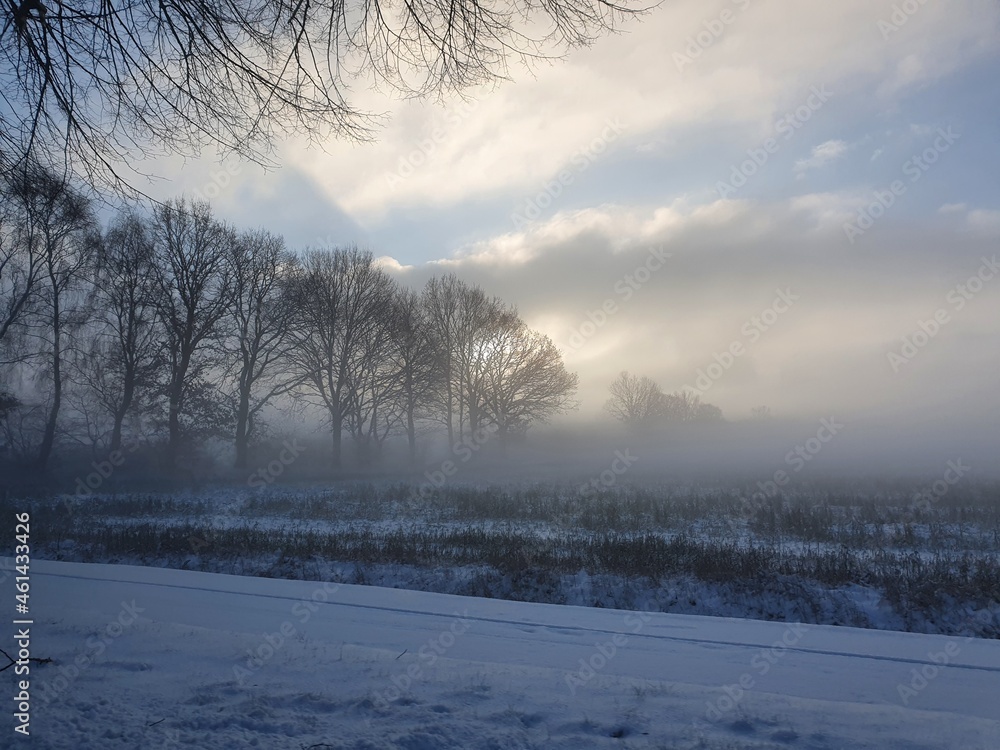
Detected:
left=20, top=482, right=1000, bottom=639
left=5, top=559, right=1000, bottom=749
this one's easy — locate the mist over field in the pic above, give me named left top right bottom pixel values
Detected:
left=2, top=0, right=1000, bottom=747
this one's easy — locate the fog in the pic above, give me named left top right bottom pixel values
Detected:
left=342, top=415, right=996, bottom=488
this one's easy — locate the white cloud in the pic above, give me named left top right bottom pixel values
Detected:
left=788, top=191, right=865, bottom=229
left=794, top=140, right=849, bottom=174
left=635, top=137, right=674, bottom=154
left=966, top=209, right=1000, bottom=235
left=374, top=255, right=414, bottom=273
left=932, top=204, right=1000, bottom=235
left=383, top=195, right=1000, bottom=422
left=73, top=0, right=1000, bottom=438
left=264, top=0, right=1000, bottom=223
left=402, top=199, right=737, bottom=270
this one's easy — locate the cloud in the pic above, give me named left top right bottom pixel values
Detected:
left=265, top=0, right=1000, bottom=223
left=135, top=159, right=368, bottom=251
left=965, top=209, right=1000, bottom=235
left=109, top=0, right=1000, bottom=440
left=635, top=138, right=674, bottom=154
left=794, top=140, right=849, bottom=174
left=127, top=0, right=1000, bottom=244
left=374, top=255, right=414, bottom=273
left=384, top=196, right=1000, bottom=424
left=934, top=204, right=1000, bottom=235
left=788, top=191, right=869, bottom=230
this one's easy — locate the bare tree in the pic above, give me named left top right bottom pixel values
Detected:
left=226, top=229, right=300, bottom=469
left=660, top=389, right=697, bottom=422
left=604, top=371, right=664, bottom=426
left=13, top=168, right=97, bottom=469
left=422, top=273, right=514, bottom=442
left=152, top=199, right=233, bottom=466
left=660, top=390, right=723, bottom=422
left=78, top=211, right=162, bottom=453
left=388, top=288, right=440, bottom=464
left=694, top=402, right=723, bottom=422
left=452, top=285, right=514, bottom=439
left=286, top=246, right=393, bottom=468
left=1, top=0, right=644, bottom=191
left=480, top=317, right=578, bottom=445
left=422, top=274, right=463, bottom=445
left=0, top=168, right=44, bottom=354
left=343, top=292, right=403, bottom=465
left=0, top=388, right=21, bottom=458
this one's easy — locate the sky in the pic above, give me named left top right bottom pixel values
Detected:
left=135, top=0, right=1000, bottom=427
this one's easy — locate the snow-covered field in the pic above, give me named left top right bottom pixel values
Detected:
left=6, top=559, right=1000, bottom=749
left=16, top=482, right=1000, bottom=638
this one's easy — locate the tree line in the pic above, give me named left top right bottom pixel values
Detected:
left=604, top=371, right=723, bottom=427
left=0, top=168, right=578, bottom=471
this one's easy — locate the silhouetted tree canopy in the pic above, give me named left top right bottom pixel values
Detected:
left=605, top=370, right=723, bottom=427
left=2, top=177, right=581, bottom=470
left=604, top=370, right=662, bottom=425
left=1, top=0, right=645, bottom=192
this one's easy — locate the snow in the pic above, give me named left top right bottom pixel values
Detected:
left=5, top=558, right=1000, bottom=748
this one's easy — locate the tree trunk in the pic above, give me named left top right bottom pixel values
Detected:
left=497, top=423, right=509, bottom=457
left=234, top=388, right=251, bottom=469
left=110, top=370, right=136, bottom=454
left=404, top=369, right=417, bottom=465
left=36, top=309, right=61, bottom=470
left=110, top=408, right=126, bottom=454
left=366, top=405, right=378, bottom=466
left=330, top=405, right=343, bottom=469
left=468, top=394, right=480, bottom=435
left=444, top=375, right=454, bottom=447
left=406, top=406, right=416, bottom=466
left=166, top=349, right=192, bottom=468
left=167, top=379, right=182, bottom=468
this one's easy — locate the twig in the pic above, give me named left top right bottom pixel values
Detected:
left=0, top=648, right=52, bottom=672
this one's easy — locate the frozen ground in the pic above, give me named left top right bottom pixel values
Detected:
left=14, top=482, right=1000, bottom=638
left=4, top=559, right=1000, bottom=749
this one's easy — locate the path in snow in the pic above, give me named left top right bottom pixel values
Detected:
left=3, top=559, right=999, bottom=748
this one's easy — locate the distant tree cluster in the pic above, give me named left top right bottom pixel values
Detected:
left=604, top=371, right=723, bottom=427
left=0, top=168, right=578, bottom=471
